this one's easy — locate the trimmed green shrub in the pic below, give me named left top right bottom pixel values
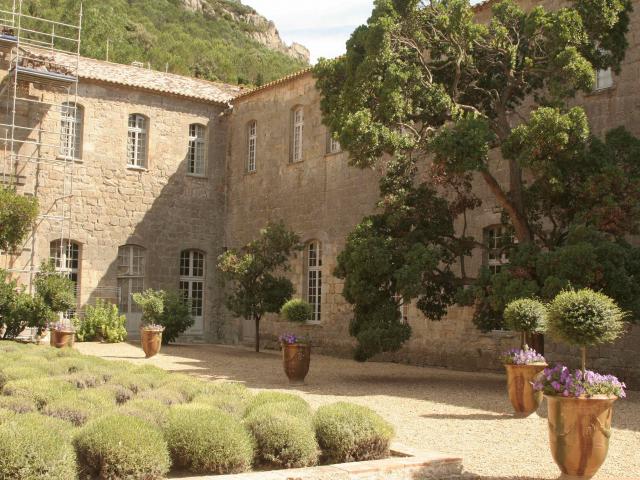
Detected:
left=78, top=300, right=127, bottom=343
left=158, top=290, right=194, bottom=344
left=244, top=404, right=318, bottom=468
left=281, top=298, right=313, bottom=323
left=314, top=402, right=394, bottom=463
left=132, top=289, right=165, bottom=326
left=503, top=298, right=547, bottom=348
left=0, top=394, right=37, bottom=413
left=43, top=389, right=115, bottom=426
left=118, top=399, right=169, bottom=427
left=75, top=414, right=170, bottom=480
left=2, top=378, right=75, bottom=408
left=244, top=391, right=311, bottom=419
left=0, top=365, right=46, bottom=387
left=192, top=382, right=253, bottom=416
left=138, top=388, right=185, bottom=406
left=158, top=374, right=204, bottom=402
left=108, top=366, right=166, bottom=394
left=0, top=413, right=77, bottom=479
left=163, top=405, right=254, bottom=474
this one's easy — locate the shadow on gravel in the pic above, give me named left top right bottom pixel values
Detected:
left=420, top=413, right=516, bottom=420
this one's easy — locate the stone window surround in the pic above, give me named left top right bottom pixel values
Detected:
left=305, top=240, right=322, bottom=323
left=247, top=119, right=257, bottom=173
left=59, top=102, right=83, bottom=161
left=179, top=249, right=205, bottom=319
left=117, top=244, right=145, bottom=315
left=127, top=113, right=149, bottom=169
left=290, top=105, right=304, bottom=163
left=187, top=123, right=207, bottom=177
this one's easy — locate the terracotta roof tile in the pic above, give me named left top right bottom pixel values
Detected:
left=233, top=67, right=313, bottom=101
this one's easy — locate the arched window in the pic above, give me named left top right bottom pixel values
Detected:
left=117, top=245, right=145, bottom=315
left=305, top=241, right=322, bottom=322
left=127, top=114, right=148, bottom=168
left=291, top=106, right=304, bottom=163
left=50, top=240, right=80, bottom=317
left=188, top=123, right=206, bottom=176
left=179, top=250, right=204, bottom=320
left=247, top=120, right=257, bottom=172
left=484, top=225, right=515, bottom=274
left=60, top=102, right=83, bottom=160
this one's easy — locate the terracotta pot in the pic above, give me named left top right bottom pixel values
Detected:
left=51, top=330, right=75, bottom=348
left=282, top=343, right=310, bottom=385
left=140, top=328, right=163, bottom=358
left=546, top=395, right=616, bottom=479
left=504, top=363, right=546, bottom=417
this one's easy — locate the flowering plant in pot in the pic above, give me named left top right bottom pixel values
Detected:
left=49, top=320, right=75, bottom=348
left=279, top=298, right=313, bottom=385
left=501, top=298, right=548, bottom=417
left=537, top=288, right=626, bottom=479
left=132, top=289, right=165, bottom=358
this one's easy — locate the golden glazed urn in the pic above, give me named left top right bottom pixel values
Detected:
left=282, top=343, right=310, bottom=385
left=546, top=395, right=616, bottom=479
left=140, top=328, right=163, bottom=358
left=505, top=363, right=546, bottom=416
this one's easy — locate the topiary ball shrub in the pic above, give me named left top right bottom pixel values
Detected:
left=163, top=404, right=253, bottom=474
left=503, top=298, right=547, bottom=334
left=281, top=298, right=313, bottom=323
left=547, top=289, right=626, bottom=348
left=74, top=414, right=170, bottom=480
left=2, top=378, right=75, bottom=409
left=244, top=391, right=311, bottom=420
left=118, top=399, right=170, bottom=427
left=244, top=404, right=318, bottom=468
left=314, top=402, right=394, bottom=463
left=0, top=413, right=77, bottom=479
left=43, top=389, right=115, bottom=426
left=192, top=381, right=253, bottom=417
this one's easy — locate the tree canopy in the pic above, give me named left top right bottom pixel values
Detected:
left=0, top=188, right=38, bottom=253
left=217, top=222, right=300, bottom=352
left=315, top=0, right=635, bottom=358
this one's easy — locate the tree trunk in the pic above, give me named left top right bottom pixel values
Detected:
left=254, top=315, right=260, bottom=353
left=581, top=346, right=587, bottom=378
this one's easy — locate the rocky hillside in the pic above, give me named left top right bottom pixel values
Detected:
left=0, top=0, right=309, bottom=86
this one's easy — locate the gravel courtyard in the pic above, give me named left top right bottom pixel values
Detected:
left=75, top=342, right=640, bottom=480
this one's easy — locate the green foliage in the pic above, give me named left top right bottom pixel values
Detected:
left=244, top=403, right=318, bottom=468
left=132, top=289, right=165, bottom=326
left=0, top=413, right=77, bottom=480
left=547, top=288, right=626, bottom=348
left=243, top=391, right=311, bottom=420
left=117, top=398, right=169, bottom=427
left=281, top=298, right=313, bottom=323
left=192, top=382, right=252, bottom=417
left=0, top=269, right=17, bottom=334
left=314, top=402, right=394, bottom=464
left=163, top=405, right=254, bottom=474
left=2, top=378, right=75, bottom=409
left=0, top=188, right=38, bottom=253
left=315, top=0, right=636, bottom=338
left=0, top=0, right=307, bottom=86
left=42, top=389, right=113, bottom=426
left=158, top=290, right=194, bottom=344
left=78, top=300, right=127, bottom=343
left=3, top=291, right=48, bottom=339
left=34, top=261, right=76, bottom=316
left=503, top=299, right=547, bottom=334
left=74, top=414, right=170, bottom=480
left=217, top=221, right=301, bottom=351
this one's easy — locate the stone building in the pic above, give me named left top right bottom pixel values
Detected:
left=1, top=0, right=638, bottom=385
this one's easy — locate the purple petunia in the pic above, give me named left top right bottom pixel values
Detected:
left=532, top=363, right=626, bottom=399
left=501, top=348, right=546, bottom=365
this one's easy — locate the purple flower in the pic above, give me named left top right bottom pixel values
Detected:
left=500, top=348, right=546, bottom=365
left=532, top=363, right=626, bottom=399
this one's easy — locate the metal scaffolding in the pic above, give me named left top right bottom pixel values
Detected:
left=0, top=0, right=82, bottom=299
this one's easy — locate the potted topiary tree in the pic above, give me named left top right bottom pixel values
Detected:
left=501, top=298, right=548, bottom=417
left=279, top=298, right=313, bottom=384
left=132, top=289, right=165, bottom=358
left=535, top=288, right=626, bottom=479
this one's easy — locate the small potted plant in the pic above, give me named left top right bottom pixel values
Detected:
left=279, top=297, right=314, bottom=385
left=132, top=289, right=165, bottom=358
left=50, top=320, right=75, bottom=348
left=535, top=288, right=626, bottom=479
left=501, top=298, right=548, bottom=417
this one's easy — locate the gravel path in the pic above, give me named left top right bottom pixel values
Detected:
left=75, top=342, right=640, bottom=480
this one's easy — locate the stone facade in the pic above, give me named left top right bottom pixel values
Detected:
left=0, top=0, right=639, bottom=386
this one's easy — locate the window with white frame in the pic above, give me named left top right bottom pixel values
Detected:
left=188, top=124, right=206, bottom=176
left=326, top=131, right=341, bottom=154
left=117, top=245, right=145, bottom=314
left=127, top=114, right=147, bottom=168
left=247, top=120, right=257, bottom=172
left=595, top=68, right=613, bottom=91
left=50, top=240, right=80, bottom=318
left=305, top=241, right=322, bottom=322
left=179, top=250, right=204, bottom=319
left=59, top=102, right=83, bottom=160
left=393, top=293, right=408, bottom=324
left=291, top=106, right=304, bottom=163
left=484, top=225, right=515, bottom=274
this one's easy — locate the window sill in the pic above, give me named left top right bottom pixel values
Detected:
left=587, top=85, right=616, bottom=96
left=245, top=170, right=257, bottom=176
left=186, top=173, right=207, bottom=179
left=56, top=155, right=83, bottom=163
left=126, top=165, right=147, bottom=172
left=324, top=151, right=342, bottom=158
left=289, top=159, right=304, bottom=165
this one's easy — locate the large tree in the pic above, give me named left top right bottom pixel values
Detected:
left=315, top=0, right=636, bottom=358
left=217, top=222, right=300, bottom=352
left=0, top=187, right=38, bottom=253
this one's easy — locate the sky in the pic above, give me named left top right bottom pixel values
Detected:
left=243, top=0, right=375, bottom=63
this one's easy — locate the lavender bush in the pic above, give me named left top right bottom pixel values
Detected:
left=533, top=363, right=626, bottom=398
left=501, top=348, right=546, bottom=365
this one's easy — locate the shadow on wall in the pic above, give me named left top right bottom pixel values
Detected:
left=81, top=89, right=230, bottom=343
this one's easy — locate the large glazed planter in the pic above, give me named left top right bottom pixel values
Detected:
left=504, top=363, right=546, bottom=416
left=140, top=328, right=164, bottom=358
left=282, top=343, right=311, bottom=385
left=546, top=395, right=616, bottom=479
left=51, top=330, right=75, bottom=348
